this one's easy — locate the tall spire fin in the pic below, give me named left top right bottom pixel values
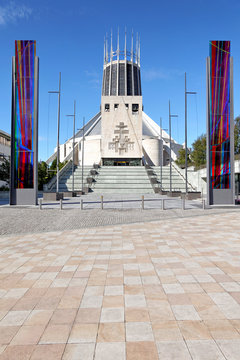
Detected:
left=104, top=36, right=106, bottom=64
left=131, top=29, right=133, bottom=62
left=110, top=29, right=113, bottom=62
left=117, top=27, right=119, bottom=60
left=106, top=33, right=108, bottom=63
left=136, top=33, right=138, bottom=64
left=138, top=36, right=140, bottom=66
left=124, top=27, right=127, bottom=60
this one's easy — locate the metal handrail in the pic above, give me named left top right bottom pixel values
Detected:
left=172, top=162, right=197, bottom=192
left=43, top=160, right=72, bottom=192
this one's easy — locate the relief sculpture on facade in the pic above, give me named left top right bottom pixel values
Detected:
left=108, top=122, right=134, bottom=155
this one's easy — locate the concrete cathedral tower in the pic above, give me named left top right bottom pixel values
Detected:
left=101, top=30, right=143, bottom=166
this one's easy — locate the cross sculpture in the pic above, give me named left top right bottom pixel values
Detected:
left=109, top=122, right=134, bottom=154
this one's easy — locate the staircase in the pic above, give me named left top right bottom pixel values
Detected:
left=153, top=165, right=186, bottom=192
left=51, top=165, right=93, bottom=192
left=48, top=164, right=190, bottom=194
left=92, top=166, right=154, bottom=194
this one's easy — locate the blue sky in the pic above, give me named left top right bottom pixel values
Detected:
left=0, top=0, right=240, bottom=160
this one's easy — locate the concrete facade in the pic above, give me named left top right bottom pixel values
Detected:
left=101, top=96, right=142, bottom=162
left=0, top=130, right=10, bottom=188
left=0, top=130, right=10, bottom=161
left=81, top=136, right=101, bottom=166
left=55, top=111, right=182, bottom=167
left=142, top=138, right=161, bottom=166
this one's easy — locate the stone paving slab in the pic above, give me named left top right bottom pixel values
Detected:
left=0, top=212, right=240, bottom=358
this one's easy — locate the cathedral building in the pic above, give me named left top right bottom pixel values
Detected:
left=53, top=32, right=182, bottom=169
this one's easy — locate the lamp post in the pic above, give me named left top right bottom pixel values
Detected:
left=185, top=72, right=196, bottom=194
left=159, top=117, right=168, bottom=191
left=169, top=100, right=178, bottom=194
left=77, top=118, right=86, bottom=194
left=82, top=117, right=85, bottom=194
left=66, top=100, right=76, bottom=193
left=48, top=72, right=61, bottom=194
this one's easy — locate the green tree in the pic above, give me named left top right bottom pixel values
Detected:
left=176, top=148, right=193, bottom=168
left=49, top=158, right=67, bottom=172
left=38, top=159, right=67, bottom=190
left=38, top=161, right=49, bottom=190
left=0, top=158, right=10, bottom=184
left=234, top=116, right=240, bottom=155
left=191, top=134, right=206, bottom=168
left=0, top=157, right=68, bottom=190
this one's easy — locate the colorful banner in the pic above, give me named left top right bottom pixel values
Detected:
left=209, top=40, right=231, bottom=189
left=14, top=40, right=36, bottom=188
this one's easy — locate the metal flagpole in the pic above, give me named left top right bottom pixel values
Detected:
left=57, top=73, right=61, bottom=194
left=66, top=100, right=76, bottom=193
left=81, top=117, right=85, bottom=194
left=73, top=101, right=76, bottom=192
left=160, top=117, right=163, bottom=190
left=185, top=73, right=187, bottom=193
left=160, top=118, right=168, bottom=192
left=48, top=72, right=61, bottom=194
left=185, top=72, right=196, bottom=194
left=169, top=100, right=178, bottom=194
left=169, top=102, right=172, bottom=193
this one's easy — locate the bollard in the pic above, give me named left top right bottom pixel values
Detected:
left=202, top=199, right=206, bottom=210
left=39, top=198, right=42, bottom=210
left=142, top=195, right=144, bottom=210
left=182, top=198, right=185, bottom=210
left=237, top=181, right=239, bottom=202
left=161, top=198, right=165, bottom=210
left=60, top=199, right=63, bottom=210
left=101, top=195, right=103, bottom=210
left=80, top=199, right=83, bottom=210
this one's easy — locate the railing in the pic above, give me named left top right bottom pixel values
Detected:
left=45, top=151, right=57, bottom=166
left=172, top=162, right=197, bottom=192
left=38, top=195, right=207, bottom=211
left=43, top=160, right=72, bottom=192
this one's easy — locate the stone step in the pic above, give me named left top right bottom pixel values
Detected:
left=93, top=188, right=154, bottom=194
left=96, top=176, right=150, bottom=179
left=161, top=180, right=185, bottom=184
left=99, top=170, right=148, bottom=173
left=100, top=166, right=145, bottom=168
left=90, top=178, right=152, bottom=184
left=93, top=184, right=153, bottom=189
left=61, top=174, right=91, bottom=180
left=98, top=171, right=149, bottom=175
left=91, top=166, right=154, bottom=194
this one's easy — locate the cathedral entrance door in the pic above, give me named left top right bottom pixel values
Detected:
left=114, top=160, right=129, bottom=166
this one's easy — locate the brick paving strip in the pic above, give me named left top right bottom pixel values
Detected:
left=0, top=212, right=240, bottom=358
left=0, top=192, right=240, bottom=236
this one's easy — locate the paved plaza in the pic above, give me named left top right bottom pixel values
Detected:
left=0, top=193, right=237, bottom=236
left=0, top=210, right=240, bottom=359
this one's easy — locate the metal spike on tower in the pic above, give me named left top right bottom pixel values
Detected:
left=102, top=29, right=141, bottom=96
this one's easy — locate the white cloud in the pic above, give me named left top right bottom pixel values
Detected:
left=142, top=69, right=168, bottom=81
left=142, top=68, right=184, bottom=81
left=0, top=1, right=32, bottom=25
left=85, top=70, right=101, bottom=89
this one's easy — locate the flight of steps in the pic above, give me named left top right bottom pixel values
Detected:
left=153, top=165, right=186, bottom=192
left=51, top=165, right=93, bottom=192
left=92, top=166, right=154, bottom=194
left=50, top=165, right=189, bottom=194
